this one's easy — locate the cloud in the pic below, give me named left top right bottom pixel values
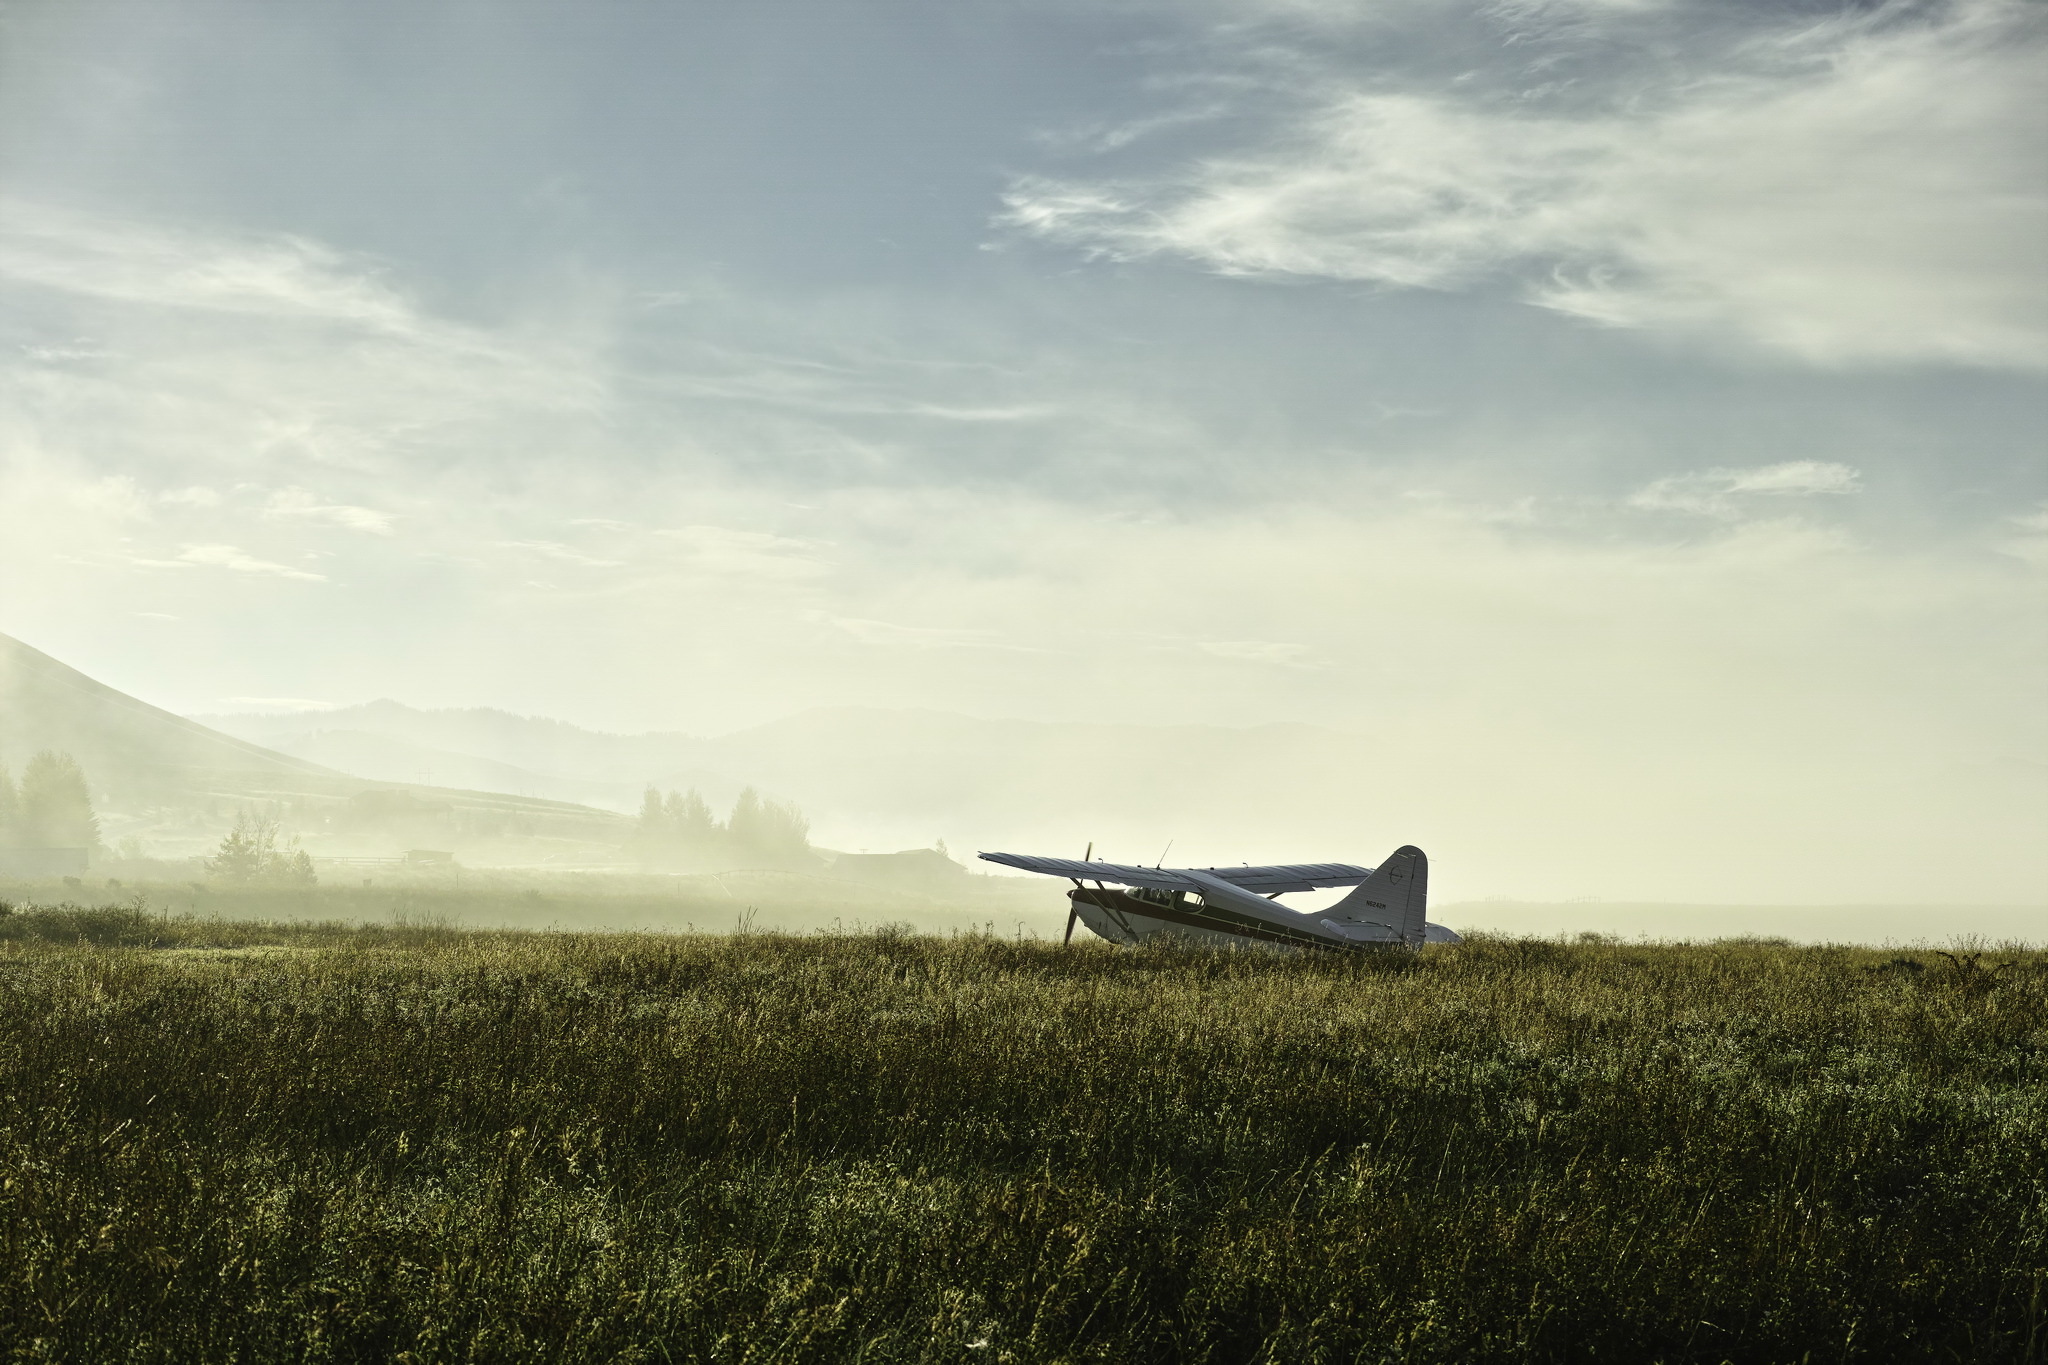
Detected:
left=0, top=200, right=605, bottom=479
left=831, top=617, right=1040, bottom=652
left=2002, top=501, right=2048, bottom=567
left=1003, top=0, right=2048, bottom=369
left=264, top=487, right=396, bottom=536
left=659, top=525, right=830, bottom=580
left=499, top=540, right=625, bottom=568
left=174, top=543, right=327, bottom=580
left=0, top=199, right=420, bottom=331
left=160, top=486, right=222, bottom=508
left=20, top=339, right=104, bottom=363
left=60, top=474, right=152, bottom=523
left=1032, top=104, right=1234, bottom=156
left=1630, top=461, right=1861, bottom=517
left=1199, top=639, right=1318, bottom=667
left=648, top=341, right=1056, bottom=428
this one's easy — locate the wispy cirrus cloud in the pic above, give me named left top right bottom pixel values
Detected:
left=264, top=487, right=396, bottom=536
left=1198, top=639, right=1318, bottom=668
left=659, top=525, right=830, bottom=580
left=172, top=543, right=327, bottom=580
left=2000, top=501, right=2048, bottom=567
left=0, top=199, right=418, bottom=331
left=830, top=617, right=1042, bottom=652
left=499, top=540, right=625, bottom=568
left=1630, top=461, right=1861, bottom=518
left=1004, top=0, right=2048, bottom=370
left=0, top=198, right=607, bottom=473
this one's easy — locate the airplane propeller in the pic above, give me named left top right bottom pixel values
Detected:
left=1063, top=841, right=1092, bottom=945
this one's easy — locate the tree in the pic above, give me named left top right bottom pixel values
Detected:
left=664, top=789, right=718, bottom=848
left=630, top=787, right=724, bottom=864
left=0, top=764, right=18, bottom=847
left=206, top=812, right=271, bottom=882
left=628, top=786, right=811, bottom=868
left=727, top=787, right=811, bottom=863
left=636, top=786, right=666, bottom=835
left=279, top=847, right=317, bottom=886
left=17, top=751, right=99, bottom=850
left=206, top=809, right=317, bottom=885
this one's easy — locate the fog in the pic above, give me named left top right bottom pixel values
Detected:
left=1, top=1, right=2042, bottom=930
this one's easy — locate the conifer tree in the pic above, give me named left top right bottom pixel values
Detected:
left=0, top=764, right=18, bottom=847
left=206, top=812, right=273, bottom=882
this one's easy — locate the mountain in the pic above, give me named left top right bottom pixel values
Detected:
left=0, top=631, right=352, bottom=805
left=0, top=632, right=630, bottom=858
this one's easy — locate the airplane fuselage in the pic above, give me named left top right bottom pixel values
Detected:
left=1069, top=882, right=1435, bottom=951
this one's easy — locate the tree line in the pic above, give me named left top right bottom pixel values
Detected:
left=0, top=752, right=100, bottom=850
left=630, top=786, right=814, bottom=868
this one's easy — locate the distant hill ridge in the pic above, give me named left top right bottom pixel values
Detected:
left=193, top=697, right=1384, bottom=861
left=0, top=631, right=625, bottom=833
left=0, top=631, right=342, bottom=800
left=190, top=699, right=710, bottom=807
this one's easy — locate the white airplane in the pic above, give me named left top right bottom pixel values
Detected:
left=978, top=845, right=1461, bottom=951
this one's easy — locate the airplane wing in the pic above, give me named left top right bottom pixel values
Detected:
left=1198, top=863, right=1377, bottom=893
left=977, top=852, right=1197, bottom=892
left=978, top=853, right=1376, bottom=895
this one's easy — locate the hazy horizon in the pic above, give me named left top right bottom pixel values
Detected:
left=2, top=1, right=2042, bottom=910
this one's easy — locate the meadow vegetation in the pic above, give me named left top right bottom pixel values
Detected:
left=1, top=902, right=2044, bottom=1362
left=0, top=868, right=1061, bottom=941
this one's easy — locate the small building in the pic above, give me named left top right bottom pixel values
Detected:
left=829, top=848, right=966, bottom=888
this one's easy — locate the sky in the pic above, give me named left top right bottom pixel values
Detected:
left=0, top=0, right=2043, bottom=902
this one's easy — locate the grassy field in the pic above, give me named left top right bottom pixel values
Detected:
left=2, top=903, right=2045, bottom=1362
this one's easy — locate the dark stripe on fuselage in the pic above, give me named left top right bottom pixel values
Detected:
left=1071, top=885, right=1358, bottom=952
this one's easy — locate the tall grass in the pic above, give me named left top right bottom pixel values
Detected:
left=0, top=906, right=2043, bottom=1362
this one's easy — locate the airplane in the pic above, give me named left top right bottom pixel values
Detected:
left=978, top=844, right=1462, bottom=951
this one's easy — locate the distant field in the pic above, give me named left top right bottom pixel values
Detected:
left=0, top=868, right=1068, bottom=940
left=2, top=905, right=2044, bottom=1361
left=9, top=872, right=2040, bottom=949
left=1436, top=901, right=2048, bottom=947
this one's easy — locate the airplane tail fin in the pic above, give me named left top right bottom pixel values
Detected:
left=1325, top=846, right=1428, bottom=949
